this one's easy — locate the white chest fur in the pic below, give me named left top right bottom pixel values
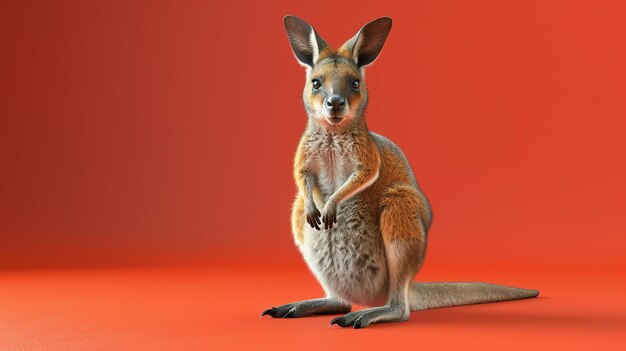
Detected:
left=306, top=133, right=357, bottom=199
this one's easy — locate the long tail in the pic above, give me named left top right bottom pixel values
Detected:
left=409, top=282, right=539, bottom=311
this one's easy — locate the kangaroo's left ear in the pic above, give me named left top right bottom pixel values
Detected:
left=341, top=17, right=393, bottom=68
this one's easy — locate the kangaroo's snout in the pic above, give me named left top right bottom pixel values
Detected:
left=325, top=95, right=346, bottom=112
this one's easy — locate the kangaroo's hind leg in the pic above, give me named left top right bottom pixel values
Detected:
left=330, top=185, right=428, bottom=328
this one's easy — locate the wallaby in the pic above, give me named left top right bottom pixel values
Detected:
left=261, top=16, right=539, bottom=329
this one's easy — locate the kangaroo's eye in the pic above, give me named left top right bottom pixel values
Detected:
left=312, top=79, right=321, bottom=90
left=352, top=80, right=360, bottom=90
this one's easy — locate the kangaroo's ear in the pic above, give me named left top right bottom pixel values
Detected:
left=342, top=17, right=392, bottom=68
left=283, top=16, right=328, bottom=67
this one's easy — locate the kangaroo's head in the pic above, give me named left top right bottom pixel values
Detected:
left=284, top=16, right=392, bottom=127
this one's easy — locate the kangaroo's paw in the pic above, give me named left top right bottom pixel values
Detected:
left=260, top=298, right=351, bottom=318
left=329, top=305, right=408, bottom=329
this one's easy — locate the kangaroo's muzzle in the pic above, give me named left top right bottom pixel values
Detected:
left=325, top=95, right=347, bottom=123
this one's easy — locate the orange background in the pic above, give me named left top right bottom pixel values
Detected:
left=0, top=0, right=625, bottom=350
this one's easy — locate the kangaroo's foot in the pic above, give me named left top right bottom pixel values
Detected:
left=260, top=298, right=351, bottom=318
left=329, top=304, right=408, bottom=328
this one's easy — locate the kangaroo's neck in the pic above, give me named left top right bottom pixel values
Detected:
left=305, top=115, right=369, bottom=138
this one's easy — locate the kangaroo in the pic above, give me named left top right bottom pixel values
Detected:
left=261, top=16, right=539, bottom=329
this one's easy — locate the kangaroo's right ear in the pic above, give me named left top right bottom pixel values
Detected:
left=283, top=16, right=328, bottom=67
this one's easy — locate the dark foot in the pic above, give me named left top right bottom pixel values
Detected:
left=329, top=305, right=408, bottom=329
left=261, top=298, right=351, bottom=319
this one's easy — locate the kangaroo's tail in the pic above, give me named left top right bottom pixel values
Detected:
left=409, top=282, right=539, bottom=311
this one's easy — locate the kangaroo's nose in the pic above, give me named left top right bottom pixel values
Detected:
left=325, top=95, right=346, bottom=111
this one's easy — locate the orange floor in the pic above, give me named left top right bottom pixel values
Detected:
left=0, top=263, right=624, bottom=350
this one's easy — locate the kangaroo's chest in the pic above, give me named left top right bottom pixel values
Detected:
left=307, top=133, right=357, bottom=197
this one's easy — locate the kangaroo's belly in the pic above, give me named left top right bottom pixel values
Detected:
left=299, top=197, right=388, bottom=306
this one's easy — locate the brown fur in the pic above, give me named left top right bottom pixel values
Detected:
left=381, top=185, right=428, bottom=241
left=292, top=120, right=430, bottom=244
